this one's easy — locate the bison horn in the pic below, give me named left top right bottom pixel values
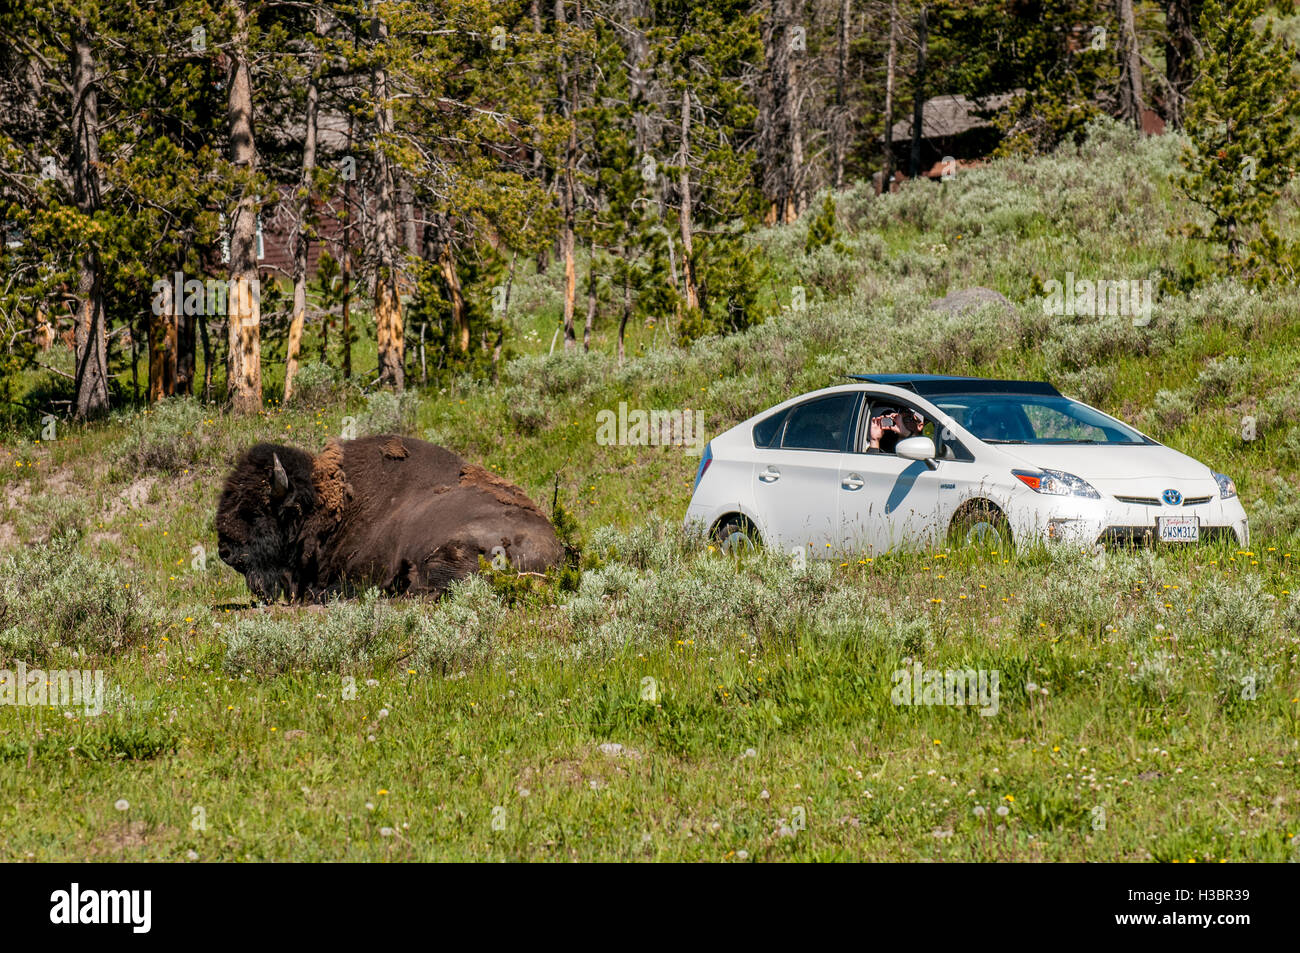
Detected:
left=271, top=453, right=290, bottom=499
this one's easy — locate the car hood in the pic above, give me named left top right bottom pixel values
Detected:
left=995, top=443, right=1218, bottom=492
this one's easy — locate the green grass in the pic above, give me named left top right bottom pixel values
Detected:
left=1, top=540, right=1297, bottom=861
left=2, top=118, right=1299, bottom=861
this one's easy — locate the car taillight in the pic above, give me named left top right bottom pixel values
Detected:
left=693, top=442, right=713, bottom=493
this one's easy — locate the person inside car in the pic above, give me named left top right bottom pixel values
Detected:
left=868, top=407, right=925, bottom=453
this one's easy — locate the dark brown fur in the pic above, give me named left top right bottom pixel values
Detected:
left=215, top=435, right=562, bottom=602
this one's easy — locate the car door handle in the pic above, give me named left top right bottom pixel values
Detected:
left=842, top=474, right=864, bottom=490
left=759, top=467, right=780, bottom=483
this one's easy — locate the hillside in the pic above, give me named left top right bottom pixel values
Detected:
left=1, top=121, right=1298, bottom=861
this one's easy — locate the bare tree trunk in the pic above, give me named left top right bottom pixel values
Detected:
left=560, top=175, right=577, bottom=349
left=678, top=89, right=698, bottom=313
left=662, top=228, right=680, bottom=296
left=225, top=1, right=262, bottom=413
left=371, top=13, right=404, bottom=389
left=199, top=313, right=213, bottom=401
left=131, top=310, right=139, bottom=405
left=70, top=27, right=109, bottom=419
left=761, top=0, right=804, bottom=222
left=176, top=304, right=194, bottom=394
left=618, top=246, right=631, bottom=366
left=149, top=268, right=177, bottom=401
left=338, top=108, right=354, bottom=379
left=781, top=0, right=805, bottom=221
left=1116, top=0, right=1145, bottom=129
left=530, top=0, right=549, bottom=269
left=881, top=0, right=897, bottom=194
left=626, top=3, right=655, bottom=215
left=557, top=0, right=578, bottom=351
left=788, top=77, right=804, bottom=221
left=583, top=238, right=597, bottom=352
left=437, top=231, right=468, bottom=353
left=910, top=4, right=927, bottom=178
left=1164, top=0, right=1196, bottom=130
left=399, top=177, right=418, bottom=257
left=284, top=29, right=320, bottom=402
left=832, top=0, right=851, bottom=190
left=491, top=249, right=517, bottom=384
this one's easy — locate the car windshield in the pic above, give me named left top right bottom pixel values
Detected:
left=933, top=393, right=1150, bottom=445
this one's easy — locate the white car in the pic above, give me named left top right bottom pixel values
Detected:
left=685, top=374, right=1249, bottom=556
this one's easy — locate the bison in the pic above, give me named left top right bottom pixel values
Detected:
left=215, top=434, right=563, bottom=602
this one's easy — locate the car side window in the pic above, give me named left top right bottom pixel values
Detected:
left=780, top=394, right=858, bottom=452
left=858, top=400, right=922, bottom=455
left=854, top=398, right=971, bottom=460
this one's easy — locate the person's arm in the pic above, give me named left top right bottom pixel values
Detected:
left=867, top=414, right=885, bottom=451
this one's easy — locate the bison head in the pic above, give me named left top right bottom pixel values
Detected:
left=215, top=443, right=318, bottom=602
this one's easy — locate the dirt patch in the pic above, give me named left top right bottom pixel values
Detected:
left=596, top=742, right=642, bottom=761
left=518, top=759, right=586, bottom=790
left=44, top=466, right=75, bottom=495
left=88, top=819, right=176, bottom=857
left=4, top=479, right=31, bottom=511
left=105, top=476, right=157, bottom=519
left=517, top=744, right=646, bottom=794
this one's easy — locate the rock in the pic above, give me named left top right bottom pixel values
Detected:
left=929, top=286, right=1015, bottom=316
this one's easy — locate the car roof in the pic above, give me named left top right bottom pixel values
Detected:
left=848, top=374, right=1062, bottom=397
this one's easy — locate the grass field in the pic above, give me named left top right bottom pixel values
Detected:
left=2, top=119, right=1298, bottom=861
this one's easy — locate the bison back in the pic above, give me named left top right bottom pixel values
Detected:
left=319, top=435, right=561, bottom=595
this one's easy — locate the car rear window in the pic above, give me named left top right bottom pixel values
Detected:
left=752, top=409, right=788, bottom=448
left=780, top=394, right=858, bottom=452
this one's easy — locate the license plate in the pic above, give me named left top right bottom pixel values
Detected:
left=1158, top=515, right=1199, bottom=543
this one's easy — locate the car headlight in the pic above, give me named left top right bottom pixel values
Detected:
left=1012, top=468, right=1101, bottom=499
left=1213, top=471, right=1237, bottom=499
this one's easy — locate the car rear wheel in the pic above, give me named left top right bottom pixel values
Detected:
left=714, top=516, right=761, bottom=556
left=949, top=503, right=1012, bottom=552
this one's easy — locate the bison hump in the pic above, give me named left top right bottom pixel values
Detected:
left=459, top=463, right=537, bottom=509
left=381, top=437, right=410, bottom=460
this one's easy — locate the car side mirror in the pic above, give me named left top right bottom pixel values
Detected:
left=896, top=436, right=937, bottom=463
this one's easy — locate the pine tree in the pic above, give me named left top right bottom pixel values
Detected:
left=934, top=0, right=1113, bottom=156
left=1177, top=0, right=1300, bottom=281
left=0, top=0, right=235, bottom=413
left=390, top=0, right=560, bottom=376
left=648, top=0, right=766, bottom=342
